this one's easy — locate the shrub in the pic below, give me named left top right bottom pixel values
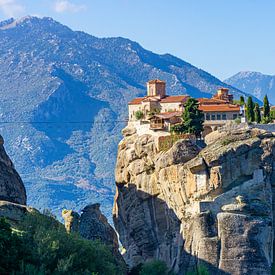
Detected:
left=140, top=260, right=169, bottom=275
left=0, top=212, right=124, bottom=275
left=135, top=111, right=144, bottom=120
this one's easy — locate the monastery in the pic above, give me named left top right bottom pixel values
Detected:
left=128, top=79, right=241, bottom=137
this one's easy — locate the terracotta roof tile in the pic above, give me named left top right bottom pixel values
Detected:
left=128, top=97, right=146, bottom=105
left=160, top=95, right=189, bottom=103
left=199, top=104, right=240, bottom=112
left=147, top=79, right=166, bottom=84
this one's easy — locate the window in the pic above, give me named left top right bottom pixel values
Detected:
left=233, top=114, right=238, bottom=120
left=222, top=114, right=227, bottom=120
left=206, top=114, right=210, bottom=120
left=211, top=114, right=216, bottom=120
left=217, top=114, right=221, bottom=120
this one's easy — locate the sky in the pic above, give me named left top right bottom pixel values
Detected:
left=0, top=0, right=274, bottom=80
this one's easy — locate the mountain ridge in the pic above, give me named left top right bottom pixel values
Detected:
left=0, top=16, right=257, bottom=218
left=225, top=71, right=275, bottom=104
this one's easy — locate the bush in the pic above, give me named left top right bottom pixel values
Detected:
left=186, top=264, right=209, bottom=275
left=0, top=212, right=124, bottom=275
left=135, top=111, right=144, bottom=120
left=140, top=260, right=169, bottom=275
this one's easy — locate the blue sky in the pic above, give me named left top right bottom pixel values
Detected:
left=0, top=0, right=274, bottom=80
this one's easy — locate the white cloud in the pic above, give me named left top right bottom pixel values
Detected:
left=0, top=0, right=25, bottom=18
left=54, top=0, right=86, bottom=13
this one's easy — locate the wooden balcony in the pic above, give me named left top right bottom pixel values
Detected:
left=150, top=121, right=164, bottom=130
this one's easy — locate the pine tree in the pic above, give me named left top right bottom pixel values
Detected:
left=240, top=96, right=245, bottom=106
left=263, top=94, right=270, bottom=122
left=254, top=103, right=261, bottom=123
left=181, top=98, right=204, bottom=137
left=246, top=96, right=255, bottom=122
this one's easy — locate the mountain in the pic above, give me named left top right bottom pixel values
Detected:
left=225, top=71, right=275, bottom=104
left=0, top=16, right=254, bottom=219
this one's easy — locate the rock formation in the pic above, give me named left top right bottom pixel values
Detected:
left=113, top=126, right=275, bottom=274
left=0, top=135, right=26, bottom=205
left=79, top=203, right=120, bottom=250
left=62, top=203, right=126, bottom=270
left=62, top=209, right=80, bottom=233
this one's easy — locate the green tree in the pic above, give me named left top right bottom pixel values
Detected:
left=240, top=95, right=245, bottom=106
left=246, top=96, right=255, bottom=122
left=254, top=103, right=261, bottom=123
left=135, top=110, right=144, bottom=120
left=263, top=94, right=271, bottom=123
left=140, top=260, right=169, bottom=275
left=173, top=98, right=204, bottom=137
left=0, top=212, right=125, bottom=275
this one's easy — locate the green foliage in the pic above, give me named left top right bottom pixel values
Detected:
left=246, top=96, right=255, bottom=122
left=140, top=260, right=169, bottom=275
left=173, top=98, right=204, bottom=137
left=263, top=94, right=271, bottom=123
left=271, top=109, right=275, bottom=120
left=240, top=95, right=245, bottom=106
left=234, top=118, right=241, bottom=124
left=254, top=103, right=261, bottom=123
left=0, top=218, right=25, bottom=274
left=135, top=110, right=144, bottom=120
left=186, top=264, right=210, bottom=275
left=0, top=212, right=124, bottom=275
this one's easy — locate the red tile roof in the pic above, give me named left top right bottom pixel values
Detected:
left=153, top=111, right=182, bottom=119
left=128, top=95, right=189, bottom=105
left=198, top=98, right=228, bottom=104
left=199, top=104, right=240, bottom=112
left=147, top=79, right=166, bottom=84
left=160, top=95, right=189, bottom=103
left=128, top=97, right=145, bottom=105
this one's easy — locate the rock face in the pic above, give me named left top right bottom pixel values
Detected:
left=113, top=127, right=275, bottom=274
left=62, top=203, right=126, bottom=271
left=0, top=135, right=26, bottom=205
left=63, top=203, right=119, bottom=250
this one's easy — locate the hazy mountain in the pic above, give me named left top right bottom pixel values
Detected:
left=0, top=16, right=253, bottom=218
left=225, top=71, right=275, bottom=104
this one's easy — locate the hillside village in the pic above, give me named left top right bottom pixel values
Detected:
left=128, top=79, right=242, bottom=137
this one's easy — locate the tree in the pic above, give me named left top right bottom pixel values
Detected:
left=263, top=94, right=271, bottom=122
left=240, top=96, right=245, bottom=106
left=140, top=260, right=169, bottom=275
left=135, top=110, right=144, bottom=120
left=246, top=96, right=255, bottom=122
left=175, top=98, right=204, bottom=137
left=254, top=103, right=261, bottom=123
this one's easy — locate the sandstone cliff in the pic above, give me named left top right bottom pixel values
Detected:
left=113, top=126, right=275, bottom=274
left=0, top=135, right=26, bottom=205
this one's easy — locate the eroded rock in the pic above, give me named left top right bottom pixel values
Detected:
left=113, top=127, right=275, bottom=274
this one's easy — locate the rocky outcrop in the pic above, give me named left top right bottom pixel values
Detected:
left=113, top=126, right=275, bottom=274
left=79, top=203, right=119, bottom=250
left=62, top=209, right=80, bottom=233
left=0, top=135, right=26, bottom=205
left=62, top=203, right=126, bottom=271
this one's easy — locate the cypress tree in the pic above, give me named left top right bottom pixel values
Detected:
left=182, top=98, right=204, bottom=137
left=254, top=103, right=261, bottom=123
left=240, top=96, right=245, bottom=106
left=263, top=94, right=270, bottom=120
left=246, top=96, right=255, bottom=122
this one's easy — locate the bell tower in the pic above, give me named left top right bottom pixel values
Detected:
left=147, top=79, right=166, bottom=99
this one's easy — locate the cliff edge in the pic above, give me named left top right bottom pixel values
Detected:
left=113, top=126, right=275, bottom=274
left=0, top=135, right=26, bottom=205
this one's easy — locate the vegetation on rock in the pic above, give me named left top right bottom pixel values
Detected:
left=135, top=111, right=144, bottom=120
left=172, top=98, right=204, bottom=137
left=246, top=96, right=255, bottom=122
left=254, top=103, right=261, bottom=123
left=0, top=212, right=124, bottom=275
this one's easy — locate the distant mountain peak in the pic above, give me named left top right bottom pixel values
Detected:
left=225, top=71, right=275, bottom=104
